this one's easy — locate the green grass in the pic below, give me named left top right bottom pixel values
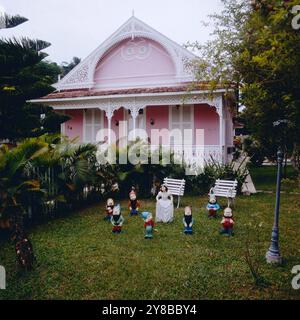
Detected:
left=1, top=193, right=300, bottom=300
left=250, top=165, right=299, bottom=192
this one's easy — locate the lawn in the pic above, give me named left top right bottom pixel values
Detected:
left=1, top=192, right=300, bottom=300
left=250, top=165, right=300, bottom=192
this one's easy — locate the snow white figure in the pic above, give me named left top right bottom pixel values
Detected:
left=155, top=184, right=174, bottom=223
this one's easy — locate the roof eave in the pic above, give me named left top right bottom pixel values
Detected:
left=29, top=88, right=231, bottom=104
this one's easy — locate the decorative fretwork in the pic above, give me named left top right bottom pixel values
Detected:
left=54, top=16, right=197, bottom=91
left=51, top=92, right=223, bottom=116
left=63, top=63, right=89, bottom=85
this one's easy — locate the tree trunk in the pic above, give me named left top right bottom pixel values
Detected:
left=291, top=143, right=300, bottom=187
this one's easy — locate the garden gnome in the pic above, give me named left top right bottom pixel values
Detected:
left=183, top=206, right=194, bottom=234
left=220, top=207, right=234, bottom=236
left=128, top=189, right=141, bottom=216
left=111, top=204, right=124, bottom=234
left=100, top=183, right=105, bottom=195
left=141, top=212, right=154, bottom=239
left=105, top=198, right=114, bottom=221
left=206, top=189, right=220, bottom=218
left=111, top=182, right=120, bottom=201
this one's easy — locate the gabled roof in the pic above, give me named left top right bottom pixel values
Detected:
left=55, top=16, right=198, bottom=91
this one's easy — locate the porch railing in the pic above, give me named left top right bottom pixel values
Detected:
left=149, top=145, right=223, bottom=166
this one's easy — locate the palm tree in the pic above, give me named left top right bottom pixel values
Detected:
left=0, top=139, right=48, bottom=227
left=54, top=137, right=98, bottom=204
left=29, top=135, right=99, bottom=206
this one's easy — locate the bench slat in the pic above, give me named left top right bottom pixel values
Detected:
left=214, top=192, right=237, bottom=196
left=215, top=181, right=238, bottom=186
left=214, top=187, right=236, bottom=192
left=164, top=181, right=185, bottom=186
left=164, top=178, right=185, bottom=183
left=214, top=192, right=236, bottom=197
left=213, top=179, right=237, bottom=199
left=163, top=178, right=186, bottom=208
left=216, top=180, right=237, bottom=184
left=214, top=188, right=237, bottom=193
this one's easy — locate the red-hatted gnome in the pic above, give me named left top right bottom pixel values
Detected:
left=220, top=207, right=234, bottom=236
left=104, top=198, right=114, bottom=221
left=206, top=188, right=220, bottom=218
left=111, top=204, right=124, bottom=234
left=128, top=189, right=141, bottom=216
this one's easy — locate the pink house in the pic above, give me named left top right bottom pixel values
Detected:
left=33, top=16, right=236, bottom=166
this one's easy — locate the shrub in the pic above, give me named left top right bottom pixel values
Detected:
left=185, top=158, right=249, bottom=195
left=242, top=137, right=265, bottom=167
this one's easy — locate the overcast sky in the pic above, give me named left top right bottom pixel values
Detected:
left=0, top=0, right=223, bottom=64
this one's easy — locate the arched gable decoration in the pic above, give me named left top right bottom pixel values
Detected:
left=54, top=16, right=197, bottom=91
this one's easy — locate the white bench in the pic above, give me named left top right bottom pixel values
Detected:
left=211, top=179, right=238, bottom=204
left=163, top=178, right=185, bottom=208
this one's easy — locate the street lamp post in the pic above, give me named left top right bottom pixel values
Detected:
left=266, top=119, right=289, bottom=264
left=265, top=147, right=284, bottom=264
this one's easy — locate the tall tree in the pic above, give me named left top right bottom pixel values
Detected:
left=188, top=0, right=300, bottom=175
left=0, top=14, right=69, bottom=141
left=239, top=0, right=300, bottom=170
left=0, top=13, right=28, bottom=29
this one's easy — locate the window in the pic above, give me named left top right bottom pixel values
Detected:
left=84, top=109, right=103, bottom=142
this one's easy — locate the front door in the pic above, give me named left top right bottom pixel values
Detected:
left=169, top=105, right=194, bottom=147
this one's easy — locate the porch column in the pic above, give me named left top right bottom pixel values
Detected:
left=214, top=96, right=224, bottom=163
left=104, top=108, right=114, bottom=145
left=219, top=112, right=223, bottom=161
left=129, top=106, right=142, bottom=141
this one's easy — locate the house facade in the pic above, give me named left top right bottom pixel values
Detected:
left=32, top=16, right=236, bottom=166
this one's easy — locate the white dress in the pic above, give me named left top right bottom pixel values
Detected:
left=155, top=191, right=174, bottom=223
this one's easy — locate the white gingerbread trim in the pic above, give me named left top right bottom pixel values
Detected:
left=54, top=16, right=197, bottom=91
left=42, top=92, right=223, bottom=118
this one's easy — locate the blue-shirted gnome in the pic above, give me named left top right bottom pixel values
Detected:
left=206, top=188, right=220, bottom=218
left=183, top=206, right=194, bottom=234
left=141, top=212, right=154, bottom=239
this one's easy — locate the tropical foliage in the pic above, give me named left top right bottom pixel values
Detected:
left=0, top=139, right=47, bottom=224
left=0, top=135, right=99, bottom=224
left=0, top=136, right=249, bottom=227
